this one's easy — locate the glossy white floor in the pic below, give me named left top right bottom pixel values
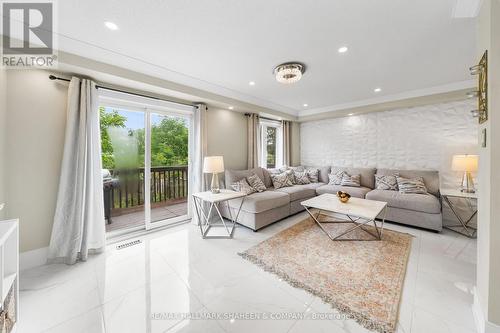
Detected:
left=19, top=212, right=477, bottom=333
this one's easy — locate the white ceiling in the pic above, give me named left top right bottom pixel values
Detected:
left=55, top=0, right=478, bottom=116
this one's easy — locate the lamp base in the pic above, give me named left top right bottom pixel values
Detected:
left=460, top=171, right=475, bottom=193
left=210, top=173, right=220, bottom=194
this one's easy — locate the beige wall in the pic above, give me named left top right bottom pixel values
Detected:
left=206, top=108, right=247, bottom=171
left=5, top=70, right=68, bottom=252
left=476, top=0, right=500, bottom=327
left=0, top=68, right=6, bottom=220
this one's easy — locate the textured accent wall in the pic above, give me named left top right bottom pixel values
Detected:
left=301, top=100, right=478, bottom=189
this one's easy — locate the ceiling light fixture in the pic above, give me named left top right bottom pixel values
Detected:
left=348, top=113, right=354, bottom=116
left=273, top=62, right=306, bottom=84
left=303, top=103, right=308, bottom=107
left=374, top=88, right=382, bottom=92
left=338, top=46, right=348, bottom=53
left=249, top=81, right=255, bottom=86
left=228, top=106, right=234, bottom=110
left=104, top=21, right=119, bottom=30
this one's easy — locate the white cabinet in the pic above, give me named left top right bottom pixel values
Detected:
left=0, top=220, right=18, bottom=333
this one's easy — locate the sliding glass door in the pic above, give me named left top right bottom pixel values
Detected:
left=99, top=92, right=192, bottom=236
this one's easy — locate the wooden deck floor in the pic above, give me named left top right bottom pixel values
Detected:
left=105, top=201, right=188, bottom=232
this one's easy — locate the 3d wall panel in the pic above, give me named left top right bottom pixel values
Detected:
left=301, top=100, right=478, bottom=189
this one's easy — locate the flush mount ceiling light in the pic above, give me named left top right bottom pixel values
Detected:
left=104, top=21, right=119, bottom=30
left=374, top=87, right=382, bottom=92
left=274, top=62, right=306, bottom=84
left=248, top=81, right=256, bottom=86
left=338, top=46, right=348, bottom=53
left=303, top=103, right=308, bottom=107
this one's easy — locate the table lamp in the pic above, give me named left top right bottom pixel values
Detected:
left=203, top=156, right=224, bottom=194
left=451, top=154, right=478, bottom=193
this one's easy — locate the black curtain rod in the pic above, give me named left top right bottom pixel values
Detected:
left=48, top=75, right=197, bottom=108
left=244, top=113, right=283, bottom=122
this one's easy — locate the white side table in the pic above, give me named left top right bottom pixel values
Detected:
left=440, top=189, right=477, bottom=238
left=192, top=190, right=246, bottom=239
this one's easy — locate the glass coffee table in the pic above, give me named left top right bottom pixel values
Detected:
left=301, top=194, right=388, bottom=241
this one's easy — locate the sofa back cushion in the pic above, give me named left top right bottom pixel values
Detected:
left=225, top=168, right=266, bottom=189
left=330, top=167, right=376, bottom=189
left=377, top=168, right=439, bottom=196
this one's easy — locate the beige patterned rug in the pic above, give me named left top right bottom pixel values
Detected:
left=239, top=217, right=412, bottom=333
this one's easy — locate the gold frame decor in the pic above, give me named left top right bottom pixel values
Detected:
left=470, top=51, right=488, bottom=124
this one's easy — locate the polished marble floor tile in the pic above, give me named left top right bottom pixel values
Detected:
left=19, top=211, right=478, bottom=333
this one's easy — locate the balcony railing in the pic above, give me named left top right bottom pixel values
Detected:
left=108, top=166, right=188, bottom=216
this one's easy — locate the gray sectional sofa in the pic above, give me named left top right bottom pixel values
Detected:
left=221, top=166, right=443, bottom=232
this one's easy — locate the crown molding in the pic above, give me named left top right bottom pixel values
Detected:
left=298, top=80, right=476, bottom=119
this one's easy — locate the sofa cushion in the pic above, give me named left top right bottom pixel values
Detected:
left=228, top=190, right=290, bottom=213
left=316, top=185, right=371, bottom=198
left=262, top=168, right=287, bottom=188
left=365, top=189, right=441, bottom=214
left=376, top=169, right=439, bottom=196
left=318, top=166, right=331, bottom=183
left=230, top=178, right=255, bottom=195
left=247, top=173, right=267, bottom=192
left=225, top=168, right=265, bottom=189
left=275, top=185, right=316, bottom=201
left=330, top=167, right=376, bottom=189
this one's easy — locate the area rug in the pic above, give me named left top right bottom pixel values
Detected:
left=239, top=217, right=412, bottom=333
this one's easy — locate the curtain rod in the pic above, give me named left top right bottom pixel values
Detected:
left=244, top=113, right=283, bottom=122
left=48, top=75, right=198, bottom=108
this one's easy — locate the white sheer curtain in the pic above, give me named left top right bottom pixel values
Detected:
left=191, top=103, right=208, bottom=224
left=48, top=77, right=106, bottom=264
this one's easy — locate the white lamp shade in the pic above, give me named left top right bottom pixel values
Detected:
left=203, top=156, right=224, bottom=174
left=451, top=154, right=478, bottom=172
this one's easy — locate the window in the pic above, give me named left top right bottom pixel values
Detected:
left=260, top=120, right=283, bottom=169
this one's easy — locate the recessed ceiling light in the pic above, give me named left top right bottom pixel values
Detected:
left=374, top=88, right=382, bottom=92
left=249, top=81, right=255, bottom=86
left=348, top=113, right=354, bottom=116
left=338, top=46, right=348, bottom=53
left=104, top=21, right=119, bottom=31
left=303, top=103, right=308, bottom=107
left=228, top=106, right=234, bottom=110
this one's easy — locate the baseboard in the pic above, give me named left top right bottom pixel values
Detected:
left=473, top=287, right=500, bottom=333
left=20, top=246, right=48, bottom=271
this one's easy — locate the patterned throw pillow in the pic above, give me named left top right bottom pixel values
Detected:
left=305, top=168, right=319, bottom=183
left=271, top=171, right=294, bottom=189
left=328, top=170, right=345, bottom=185
left=340, top=173, right=361, bottom=187
left=231, top=178, right=255, bottom=195
left=396, top=176, right=428, bottom=194
left=246, top=173, right=266, bottom=192
left=293, top=170, right=311, bottom=185
left=375, top=174, right=398, bottom=191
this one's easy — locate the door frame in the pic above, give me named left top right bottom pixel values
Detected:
left=99, top=90, right=194, bottom=237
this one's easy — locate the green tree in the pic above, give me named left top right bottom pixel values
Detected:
left=99, top=107, right=127, bottom=169
left=135, top=117, right=188, bottom=167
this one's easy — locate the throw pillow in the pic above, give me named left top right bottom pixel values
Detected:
left=231, top=178, right=255, bottom=195
left=246, top=173, right=266, bottom=192
left=396, top=176, right=428, bottom=194
left=293, top=170, right=311, bottom=185
left=305, top=168, right=319, bottom=183
left=271, top=171, right=294, bottom=189
left=375, top=174, right=398, bottom=191
left=328, top=170, right=345, bottom=185
left=340, top=173, right=361, bottom=187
